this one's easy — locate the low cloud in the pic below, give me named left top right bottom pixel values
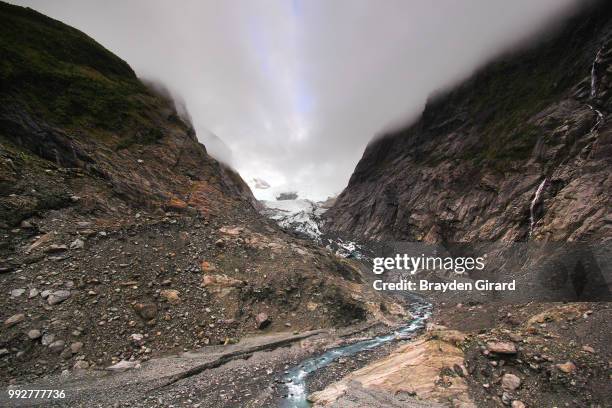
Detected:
left=12, top=0, right=582, bottom=199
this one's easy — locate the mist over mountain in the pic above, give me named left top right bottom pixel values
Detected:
left=9, top=0, right=583, bottom=200
left=1, top=2, right=610, bottom=408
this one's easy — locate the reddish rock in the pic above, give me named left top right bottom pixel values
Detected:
left=134, top=303, right=158, bottom=321
left=256, top=312, right=271, bottom=329
left=486, top=341, right=517, bottom=354
left=4, top=313, right=25, bottom=327
left=555, top=361, right=576, bottom=374
left=200, top=261, right=216, bottom=272
left=160, top=289, right=180, bottom=304
left=501, top=373, right=521, bottom=391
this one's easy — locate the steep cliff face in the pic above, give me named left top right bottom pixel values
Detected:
left=325, top=2, right=612, bottom=243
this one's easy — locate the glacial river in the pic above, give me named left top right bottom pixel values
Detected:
left=281, top=301, right=432, bottom=407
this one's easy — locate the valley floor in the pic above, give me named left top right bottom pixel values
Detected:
left=0, top=319, right=419, bottom=407
left=2, top=200, right=610, bottom=408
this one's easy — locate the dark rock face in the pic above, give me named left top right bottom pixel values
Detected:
left=0, top=2, right=257, bottom=228
left=325, top=3, right=612, bottom=244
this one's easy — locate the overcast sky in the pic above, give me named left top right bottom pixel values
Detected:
left=12, top=0, right=580, bottom=200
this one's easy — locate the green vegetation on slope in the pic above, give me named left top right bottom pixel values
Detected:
left=0, top=1, right=176, bottom=148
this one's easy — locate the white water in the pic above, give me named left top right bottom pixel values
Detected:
left=587, top=46, right=606, bottom=132
left=590, top=47, right=603, bottom=98
left=586, top=103, right=605, bottom=132
left=529, top=178, right=547, bottom=237
left=281, top=302, right=431, bottom=407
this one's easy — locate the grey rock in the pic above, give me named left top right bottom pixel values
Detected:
left=48, top=340, right=66, bottom=353
left=48, top=290, right=71, bottom=305
left=73, top=360, right=89, bottom=370
left=106, top=359, right=140, bottom=372
left=70, top=342, right=83, bottom=354
left=27, top=329, right=42, bottom=339
left=20, top=220, right=34, bottom=229
left=60, top=348, right=73, bottom=360
left=45, top=244, right=68, bottom=254
left=10, top=288, right=25, bottom=298
left=41, top=333, right=55, bottom=346
left=70, top=238, right=85, bottom=250
left=28, top=288, right=39, bottom=298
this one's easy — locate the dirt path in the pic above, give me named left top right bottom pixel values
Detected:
left=1, top=330, right=327, bottom=407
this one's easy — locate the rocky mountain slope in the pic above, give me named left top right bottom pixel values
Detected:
left=325, top=1, right=612, bottom=244
left=318, top=3, right=612, bottom=407
left=0, top=2, right=402, bottom=385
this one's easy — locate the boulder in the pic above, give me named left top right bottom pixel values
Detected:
left=45, top=244, right=68, bottom=254
left=4, top=313, right=25, bottom=327
left=70, top=342, right=83, bottom=354
left=27, top=329, right=42, bottom=339
left=107, top=360, right=140, bottom=372
left=486, top=341, right=517, bottom=354
left=10, top=288, right=25, bottom=297
left=256, top=312, right=271, bottom=329
left=70, top=238, right=85, bottom=250
left=582, top=345, right=595, bottom=353
left=501, top=373, right=521, bottom=391
left=160, top=289, right=180, bottom=304
left=41, top=333, right=55, bottom=346
left=48, top=290, right=71, bottom=305
left=73, top=360, right=90, bottom=370
left=48, top=339, right=65, bottom=353
left=200, top=261, right=216, bottom=272
left=134, top=303, right=157, bottom=320
left=555, top=361, right=576, bottom=374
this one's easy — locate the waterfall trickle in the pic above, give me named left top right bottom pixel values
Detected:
left=587, top=46, right=606, bottom=132
left=587, top=104, right=605, bottom=132
left=590, top=47, right=604, bottom=98
left=529, top=178, right=547, bottom=238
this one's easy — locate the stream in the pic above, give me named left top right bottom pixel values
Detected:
left=261, top=200, right=432, bottom=407
left=281, top=301, right=432, bottom=407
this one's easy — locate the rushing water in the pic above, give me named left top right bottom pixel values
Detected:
left=281, top=302, right=432, bottom=407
